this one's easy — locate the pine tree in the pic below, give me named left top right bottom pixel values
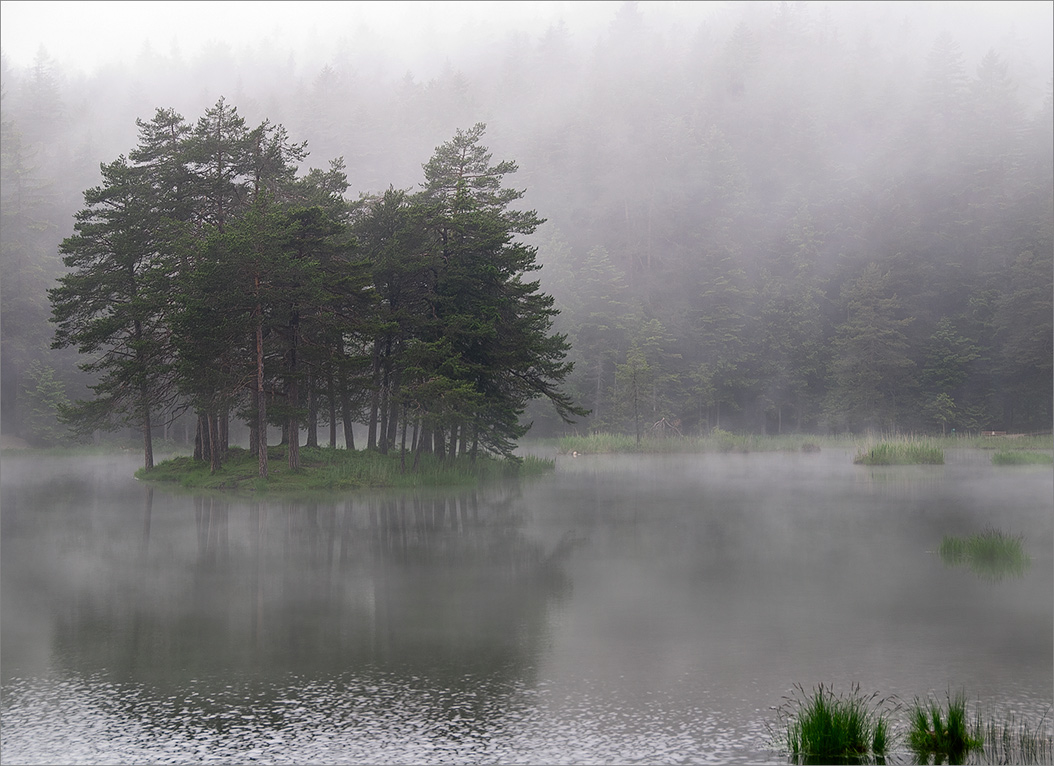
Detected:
left=50, top=157, right=173, bottom=469
left=415, top=123, right=585, bottom=457
left=824, top=263, right=916, bottom=433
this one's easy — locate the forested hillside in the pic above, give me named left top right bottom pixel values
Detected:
left=2, top=1, right=1051, bottom=449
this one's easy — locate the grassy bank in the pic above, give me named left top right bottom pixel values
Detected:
left=136, top=445, right=554, bottom=493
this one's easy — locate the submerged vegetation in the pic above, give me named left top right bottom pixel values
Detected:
left=853, top=441, right=944, bottom=465
left=775, top=683, right=893, bottom=763
left=991, top=450, right=1054, bottom=466
left=136, top=445, right=554, bottom=493
left=975, top=707, right=1054, bottom=765
left=939, top=529, right=1032, bottom=581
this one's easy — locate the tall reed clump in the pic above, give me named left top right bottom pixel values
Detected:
left=939, top=528, right=1031, bottom=581
left=776, top=683, right=894, bottom=763
left=853, top=441, right=944, bottom=465
left=908, top=691, right=982, bottom=762
left=991, top=450, right=1054, bottom=466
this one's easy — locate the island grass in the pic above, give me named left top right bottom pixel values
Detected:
left=136, top=445, right=554, bottom=494
left=908, top=691, right=982, bottom=762
left=991, top=450, right=1053, bottom=466
left=938, top=528, right=1031, bottom=580
left=776, top=683, right=894, bottom=763
left=853, top=441, right=944, bottom=465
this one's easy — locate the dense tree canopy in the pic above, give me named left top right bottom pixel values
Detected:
left=48, top=103, right=579, bottom=470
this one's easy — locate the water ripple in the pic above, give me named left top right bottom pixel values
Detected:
left=1, top=671, right=781, bottom=764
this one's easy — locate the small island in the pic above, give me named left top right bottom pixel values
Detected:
left=137, top=445, right=554, bottom=493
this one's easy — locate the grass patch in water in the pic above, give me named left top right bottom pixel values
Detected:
left=137, top=445, right=553, bottom=494
left=991, top=450, right=1053, bottom=466
left=974, top=706, right=1054, bottom=765
left=938, top=528, right=1031, bottom=581
left=908, top=691, right=982, bottom=762
left=853, top=441, right=944, bottom=465
left=776, top=683, right=894, bottom=763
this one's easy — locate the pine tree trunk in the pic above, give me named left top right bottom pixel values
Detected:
left=256, top=312, right=267, bottom=478
left=288, top=382, right=300, bottom=471
left=367, top=340, right=381, bottom=450
left=288, top=310, right=301, bottom=471
left=141, top=398, right=154, bottom=472
left=195, top=413, right=207, bottom=461
left=328, top=372, right=337, bottom=448
left=378, top=379, right=389, bottom=455
left=341, top=390, right=355, bottom=450
left=208, top=411, right=220, bottom=473
left=306, top=370, right=318, bottom=448
left=219, top=407, right=228, bottom=458
left=399, top=405, right=409, bottom=473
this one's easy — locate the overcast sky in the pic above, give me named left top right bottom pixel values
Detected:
left=0, top=1, right=684, bottom=74
left=2, top=0, right=1051, bottom=79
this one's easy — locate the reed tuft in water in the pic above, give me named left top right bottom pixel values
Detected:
left=908, top=690, right=980, bottom=762
left=853, top=440, right=944, bottom=465
left=776, top=683, right=894, bottom=763
left=939, top=528, right=1031, bottom=581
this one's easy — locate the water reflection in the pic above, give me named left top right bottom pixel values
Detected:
left=43, top=485, right=575, bottom=691
left=2, top=452, right=1051, bottom=764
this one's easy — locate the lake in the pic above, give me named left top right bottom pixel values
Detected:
left=1, top=447, right=1051, bottom=764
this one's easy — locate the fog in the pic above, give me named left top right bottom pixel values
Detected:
left=2, top=0, right=1052, bottom=442
left=3, top=7, right=1052, bottom=759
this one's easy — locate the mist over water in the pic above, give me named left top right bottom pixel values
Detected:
left=2, top=451, right=1050, bottom=763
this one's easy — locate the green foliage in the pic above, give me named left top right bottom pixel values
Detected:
left=853, top=441, right=944, bottom=465
left=991, top=450, right=1053, bottom=466
left=776, top=683, right=894, bottom=762
left=773, top=684, right=1053, bottom=766
left=18, top=360, right=70, bottom=446
left=825, top=264, right=917, bottom=433
left=938, top=529, right=1031, bottom=581
left=907, top=691, right=981, bottom=762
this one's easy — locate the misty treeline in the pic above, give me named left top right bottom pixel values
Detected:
left=2, top=2, right=1051, bottom=454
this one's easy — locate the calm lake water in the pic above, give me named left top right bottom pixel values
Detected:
left=2, top=448, right=1051, bottom=764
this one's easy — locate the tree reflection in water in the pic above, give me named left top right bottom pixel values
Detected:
left=49, top=483, right=579, bottom=727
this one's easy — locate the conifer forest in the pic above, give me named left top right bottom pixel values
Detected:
left=2, top=2, right=1051, bottom=465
